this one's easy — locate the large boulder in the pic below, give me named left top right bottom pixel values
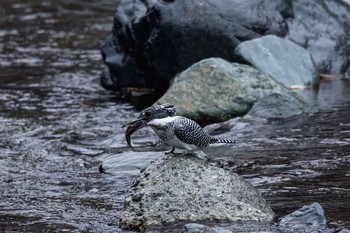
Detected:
left=156, top=58, right=306, bottom=123
left=120, top=154, right=275, bottom=232
left=234, top=35, right=319, bottom=88
left=100, top=0, right=350, bottom=91
left=286, top=0, right=350, bottom=74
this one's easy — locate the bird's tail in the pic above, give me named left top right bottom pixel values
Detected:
left=210, top=137, right=237, bottom=144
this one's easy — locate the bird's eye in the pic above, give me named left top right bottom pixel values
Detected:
left=143, top=111, right=151, bottom=117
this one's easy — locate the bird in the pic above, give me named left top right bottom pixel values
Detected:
left=123, top=104, right=237, bottom=154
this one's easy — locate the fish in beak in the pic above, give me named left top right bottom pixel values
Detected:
left=122, top=104, right=176, bottom=149
left=122, top=117, right=148, bottom=149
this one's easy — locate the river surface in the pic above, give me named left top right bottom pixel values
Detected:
left=0, top=1, right=349, bottom=232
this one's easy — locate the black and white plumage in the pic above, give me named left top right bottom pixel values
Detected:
left=123, top=104, right=236, bottom=153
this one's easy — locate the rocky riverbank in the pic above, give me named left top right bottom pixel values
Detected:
left=101, top=0, right=350, bottom=91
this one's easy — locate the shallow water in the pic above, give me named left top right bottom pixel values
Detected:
left=0, top=1, right=350, bottom=232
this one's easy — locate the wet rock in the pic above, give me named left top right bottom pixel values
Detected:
left=156, top=58, right=304, bottom=123
left=286, top=0, right=350, bottom=75
left=99, top=151, right=164, bottom=176
left=100, top=0, right=290, bottom=90
left=247, top=93, right=312, bottom=119
left=203, top=92, right=312, bottom=140
left=182, top=223, right=232, bottom=233
left=100, top=35, right=148, bottom=90
left=279, top=202, right=326, bottom=226
left=182, top=223, right=215, bottom=233
left=234, top=35, right=319, bottom=88
left=101, top=0, right=350, bottom=91
left=345, top=66, right=350, bottom=79
left=120, top=154, right=275, bottom=232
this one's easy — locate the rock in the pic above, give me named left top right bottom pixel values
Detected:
left=247, top=93, right=312, bottom=119
left=234, top=35, right=319, bottom=88
left=182, top=223, right=215, bottom=233
left=286, top=0, right=350, bottom=75
left=101, top=0, right=350, bottom=91
left=279, top=202, right=326, bottom=226
left=99, top=151, right=164, bottom=176
left=210, top=227, right=233, bottom=233
left=345, top=66, right=350, bottom=79
left=203, top=92, right=312, bottom=142
left=100, top=35, right=149, bottom=90
left=156, top=58, right=305, bottom=123
left=182, top=223, right=232, bottom=233
left=120, top=154, right=275, bottom=232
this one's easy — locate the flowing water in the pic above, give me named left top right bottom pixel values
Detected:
left=0, top=1, right=349, bottom=232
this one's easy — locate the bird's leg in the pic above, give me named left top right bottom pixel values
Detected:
left=165, top=147, right=175, bottom=154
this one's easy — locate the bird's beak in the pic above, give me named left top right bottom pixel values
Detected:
left=122, top=117, right=148, bottom=149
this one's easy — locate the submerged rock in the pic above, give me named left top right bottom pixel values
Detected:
left=120, top=154, right=274, bottom=232
left=156, top=58, right=305, bottom=123
left=234, top=35, right=319, bottom=88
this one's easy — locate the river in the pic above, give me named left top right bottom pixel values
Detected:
left=0, top=0, right=349, bottom=232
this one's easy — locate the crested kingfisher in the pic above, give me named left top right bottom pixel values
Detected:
left=123, top=104, right=236, bottom=154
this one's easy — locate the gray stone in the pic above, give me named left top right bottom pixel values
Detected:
left=156, top=58, right=306, bottom=123
left=120, top=154, right=275, bottom=232
left=203, top=92, right=313, bottom=146
left=247, top=93, right=312, bottom=119
left=100, top=151, right=164, bottom=176
left=211, top=226, right=233, bottom=233
left=286, top=0, right=350, bottom=75
left=280, top=202, right=326, bottom=226
left=345, top=66, right=350, bottom=79
left=182, top=223, right=216, bottom=233
left=182, top=223, right=232, bottom=233
left=101, top=0, right=350, bottom=91
left=234, top=35, right=319, bottom=88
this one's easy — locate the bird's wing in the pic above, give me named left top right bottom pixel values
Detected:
left=173, top=117, right=211, bottom=147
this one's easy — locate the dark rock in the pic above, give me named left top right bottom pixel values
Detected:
left=279, top=202, right=326, bottom=226
left=101, top=0, right=350, bottom=91
left=120, top=154, right=275, bottom=232
left=100, top=34, right=152, bottom=90
left=156, top=58, right=306, bottom=123
left=234, top=35, right=319, bottom=88
left=100, top=0, right=290, bottom=91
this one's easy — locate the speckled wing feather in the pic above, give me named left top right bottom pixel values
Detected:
left=172, top=117, right=212, bottom=147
